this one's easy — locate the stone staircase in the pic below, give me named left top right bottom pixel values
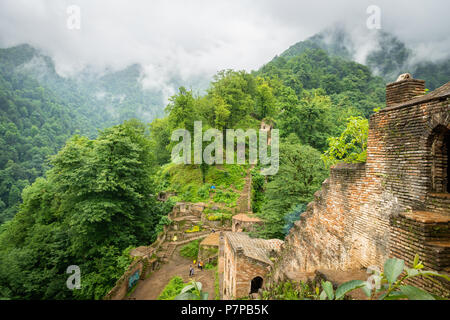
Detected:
left=390, top=195, right=450, bottom=295
left=426, top=193, right=450, bottom=215
left=392, top=210, right=449, bottom=271
left=158, top=232, right=212, bottom=263
left=236, top=168, right=253, bottom=214
left=173, top=215, right=201, bottom=224
left=160, top=243, right=177, bottom=263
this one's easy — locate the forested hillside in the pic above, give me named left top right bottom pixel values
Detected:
left=280, top=26, right=450, bottom=90
left=0, top=26, right=448, bottom=299
left=0, top=120, right=172, bottom=299
left=0, top=45, right=172, bottom=223
left=0, top=46, right=94, bottom=223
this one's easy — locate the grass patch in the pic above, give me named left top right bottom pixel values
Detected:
left=179, top=239, right=200, bottom=260
left=160, top=163, right=247, bottom=206
left=204, top=262, right=216, bottom=270
left=214, top=267, right=220, bottom=300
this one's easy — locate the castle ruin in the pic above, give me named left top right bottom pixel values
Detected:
left=221, top=75, right=450, bottom=298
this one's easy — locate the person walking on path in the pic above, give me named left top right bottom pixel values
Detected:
left=189, top=265, right=194, bottom=277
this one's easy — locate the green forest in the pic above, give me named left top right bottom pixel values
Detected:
left=0, top=28, right=448, bottom=299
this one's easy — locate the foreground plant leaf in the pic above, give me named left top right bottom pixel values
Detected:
left=335, top=280, right=365, bottom=300
left=384, top=258, right=404, bottom=285
left=398, top=285, right=435, bottom=300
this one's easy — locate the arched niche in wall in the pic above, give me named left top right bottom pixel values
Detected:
left=428, top=125, right=450, bottom=193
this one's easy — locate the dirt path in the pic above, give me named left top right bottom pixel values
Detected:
left=129, top=246, right=216, bottom=300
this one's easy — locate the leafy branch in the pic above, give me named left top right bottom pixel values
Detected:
left=318, top=255, right=449, bottom=300
left=174, top=281, right=209, bottom=300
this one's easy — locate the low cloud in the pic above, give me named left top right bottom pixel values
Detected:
left=0, top=0, right=448, bottom=90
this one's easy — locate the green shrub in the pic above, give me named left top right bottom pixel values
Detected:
left=185, top=225, right=201, bottom=233
left=322, top=116, right=368, bottom=167
left=262, top=255, right=450, bottom=300
left=213, top=189, right=239, bottom=205
left=206, top=212, right=232, bottom=222
left=197, top=184, right=210, bottom=199
left=158, top=276, right=186, bottom=300
left=159, top=163, right=247, bottom=204
left=205, top=262, right=216, bottom=270
left=251, top=167, right=265, bottom=213
left=317, top=255, right=449, bottom=300
left=262, top=280, right=315, bottom=300
left=155, top=215, right=172, bottom=234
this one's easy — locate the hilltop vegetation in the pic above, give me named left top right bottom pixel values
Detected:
left=0, top=120, right=172, bottom=299
left=0, top=45, right=171, bottom=223
left=0, top=27, right=448, bottom=299
left=258, top=48, right=385, bottom=118
left=281, top=27, right=450, bottom=90
left=0, top=44, right=386, bottom=299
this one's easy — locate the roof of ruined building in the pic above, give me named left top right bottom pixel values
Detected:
left=224, top=232, right=283, bottom=265
left=382, top=81, right=450, bottom=111
left=232, top=214, right=263, bottom=223
left=200, top=232, right=220, bottom=247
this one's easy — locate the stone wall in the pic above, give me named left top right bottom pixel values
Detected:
left=104, top=257, right=158, bottom=300
left=270, top=80, right=450, bottom=296
left=221, top=232, right=282, bottom=299
left=232, top=214, right=263, bottom=232
left=222, top=235, right=270, bottom=299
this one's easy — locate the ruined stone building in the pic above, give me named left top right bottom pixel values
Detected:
left=232, top=214, right=263, bottom=232
left=268, top=76, right=450, bottom=296
left=221, top=232, right=283, bottom=299
left=198, top=232, right=220, bottom=263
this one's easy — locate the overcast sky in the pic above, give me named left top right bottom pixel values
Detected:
left=0, top=0, right=449, bottom=86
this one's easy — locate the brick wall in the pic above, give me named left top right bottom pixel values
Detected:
left=222, top=236, right=270, bottom=299
left=270, top=80, right=450, bottom=296
left=104, top=257, right=158, bottom=300
left=386, top=79, right=425, bottom=107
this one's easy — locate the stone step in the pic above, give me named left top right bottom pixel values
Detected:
left=425, top=241, right=450, bottom=270
left=173, top=215, right=201, bottom=222
left=399, top=210, right=450, bottom=224
left=426, top=193, right=450, bottom=215
left=160, top=243, right=177, bottom=263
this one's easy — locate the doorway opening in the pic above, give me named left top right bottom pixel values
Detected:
left=250, top=276, right=263, bottom=294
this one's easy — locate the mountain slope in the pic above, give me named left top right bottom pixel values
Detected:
left=0, top=46, right=94, bottom=222
left=279, top=26, right=450, bottom=90
left=0, top=44, right=169, bottom=223
left=257, top=47, right=386, bottom=117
